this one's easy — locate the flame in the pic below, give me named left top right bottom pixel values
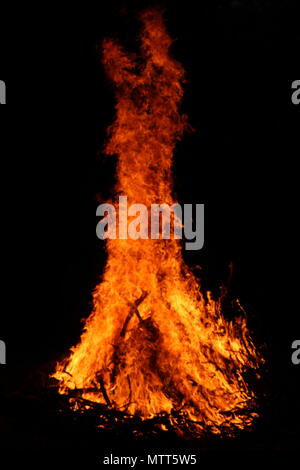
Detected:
left=53, top=8, right=261, bottom=435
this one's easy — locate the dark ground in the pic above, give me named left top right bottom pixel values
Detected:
left=0, top=0, right=299, bottom=464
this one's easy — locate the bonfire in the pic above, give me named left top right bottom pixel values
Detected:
left=53, top=8, right=262, bottom=437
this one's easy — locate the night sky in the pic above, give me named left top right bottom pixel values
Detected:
left=0, top=0, right=299, bottom=462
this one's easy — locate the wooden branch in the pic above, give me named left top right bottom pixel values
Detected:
left=120, top=290, right=148, bottom=337
left=111, top=291, right=149, bottom=384
left=99, top=375, right=111, bottom=407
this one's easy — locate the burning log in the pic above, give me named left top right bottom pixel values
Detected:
left=120, top=290, right=148, bottom=336
left=98, top=374, right=111, bottom=407
left=111, top=291, right=149, bottom=385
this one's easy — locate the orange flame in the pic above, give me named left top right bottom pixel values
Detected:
left=53, top=8, right=261, bottom=435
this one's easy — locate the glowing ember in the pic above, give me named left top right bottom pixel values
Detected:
left=53, top=8, right=261, bottom=436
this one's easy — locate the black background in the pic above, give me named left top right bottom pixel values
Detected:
left=0, top=0, right=299, bottom=463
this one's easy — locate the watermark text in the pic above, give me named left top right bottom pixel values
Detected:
left=0, top=80, right=6, bottom=104
left=0, top=339, right=6, bottom=364
left=291, top=80, right=300, bottom=105
left=291, top=339, right=300, bottom=365
left=96, top=197, right=204, bottom=251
